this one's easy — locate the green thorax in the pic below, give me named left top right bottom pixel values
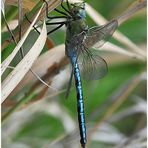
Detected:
left=65, top=2, right=88, bottom=58
left=66, top=19, right=88, bottom=38
left=66, top=2, right=88, bottom=40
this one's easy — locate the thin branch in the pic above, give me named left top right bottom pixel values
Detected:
left=85, top=1, right=146, bottom=58
left=116, top=0, right=146, bottom=25
left=1, top=87, right=67, bottom=121
left=2, top=92, right=36, bottom=122
left=87, top=72, right=145, bottom=146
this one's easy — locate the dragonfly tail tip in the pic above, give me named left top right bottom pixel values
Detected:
left=81, top=144, right=86, bottom=148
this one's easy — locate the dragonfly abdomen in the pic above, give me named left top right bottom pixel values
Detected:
left=72, top=58, right=87, bottom=147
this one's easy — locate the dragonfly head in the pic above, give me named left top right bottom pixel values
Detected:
left=71, top=2, right=86, bottom=19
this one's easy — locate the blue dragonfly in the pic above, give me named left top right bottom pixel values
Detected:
left=63, top=4, right=117, bottom=148
left=27, top=0, right=118, bottom=147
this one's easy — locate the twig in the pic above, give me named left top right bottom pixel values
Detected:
left=2, top=0, right=62, bottom=49
left=2, top=92, right=36, bottom=122
left=2, top=87, right=67, bottom=121
left=85, top=1, right=146, bottom=58
left=116, top=0, right=147, bottom=25
left=87, top=72, right=144, bottom=146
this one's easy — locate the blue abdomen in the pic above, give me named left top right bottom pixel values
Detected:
left=71, top=56, right=87, bottom=147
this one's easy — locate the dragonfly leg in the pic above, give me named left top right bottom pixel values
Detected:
left=46, top=21, right=67, bottom=25
left=42, top=0, right=69, bottom=17
left=25, top=14, right=40, bottom=34
left=54, top=8, right=69, bottom=16
left=47, top=23, right=65, bottom=35
left=66, top=0, right=71, bottom=10
left=61, top=0, right=71, bottom=15
left=25, top=14, right=64, bottom=35
left=43, top=0, right=68, bottom=19
left=20, top=14, right=56, bottom=90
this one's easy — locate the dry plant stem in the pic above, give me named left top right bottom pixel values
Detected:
left=18, top=85, right=51, bottom=110
left=2, top=20, right=47, bottom=102
left=3, top=2, right=55, bottom=90
left=38, top=0, right=62, bottom=20
left=43, top=89, right=67, bottom=100
left=2, top=92, right=36, bottom=122
left=28, top=56, right=69, bottom=93
left=1, top=5, right=44, bottom=75
left=2, top=56, right=68, bottom=116
left=2, top=99, right=17, bottom=107
left=115, top=0, right=147, bottom=58
left=2, top=0, right=62, bottom=49
left=2, top=86, right=67, bottom=120
left=87, top=72, right=144, bottom=146
left=6, top=0, right=37, bottom=11
left=114, top=31, right=146, bottom=58
left=6, top=66, right=15, bottom=69
left=1, top=5, right=55, bottom=102
left=102, top=42, right=145, bottom=62
left=115, top=127, right=146, bottom=148
left=18, top=0, right=52, bottom=104
left=85, top=1, right=146, bottom=58
left=18, top=56, right=69, bottom=106
left=116, top=0, right=147, bottom=26
left=2, top=6, right=49, bottom=102
left=31, top=85, right=50, bottom=102
left=2, top=87, right=66, bottom=111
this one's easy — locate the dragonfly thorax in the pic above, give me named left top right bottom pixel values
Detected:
left=70, top=2, right=86, bottom=20
left=65, top=3, right=88, bottom=59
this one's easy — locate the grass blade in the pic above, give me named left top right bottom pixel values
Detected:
left=1, top=4, right=44, bottom=74
left=2, top=20, right=47, bottom=102
left=85, top=1, right=146, bottom=58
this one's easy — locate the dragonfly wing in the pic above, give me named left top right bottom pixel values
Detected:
left=68, top=20, right=117, bottom=80
left=78, top=49, right=108, bottom=80
left=77, top=20, right=117, bottom=80
left=66, top=31, right=86, bottom=58
left=83, top=19, right=118, bottom=49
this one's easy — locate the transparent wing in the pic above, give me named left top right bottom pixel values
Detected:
left=67, top=20, right=117, bottom=80
left=83, top=19, right=118, bottom=49
left=78, top=48, right=108, bottom=80
left=76, top=20, right=117, bottom=80
left=66, top=31, right=85, bottom=58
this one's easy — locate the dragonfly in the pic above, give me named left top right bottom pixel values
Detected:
left=27, top=0, right=118, bottom=147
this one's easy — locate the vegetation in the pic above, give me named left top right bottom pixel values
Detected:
left=2, top=0, right=146, bottom=148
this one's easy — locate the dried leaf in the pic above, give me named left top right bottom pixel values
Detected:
left=1, top=4, right=44, bottom=74
left=2, top=0, right=61, bottom=49
left=5, top=0, right=62, bottom=11
left=117, top=0, right=146, bottom=25
left=1, top=0, right=5, bottom=14
left=5, top=0, right=39, bottom=11
left=2, top=20, right=47, bottom=102
left=7, top=45, right=65, bottom=98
